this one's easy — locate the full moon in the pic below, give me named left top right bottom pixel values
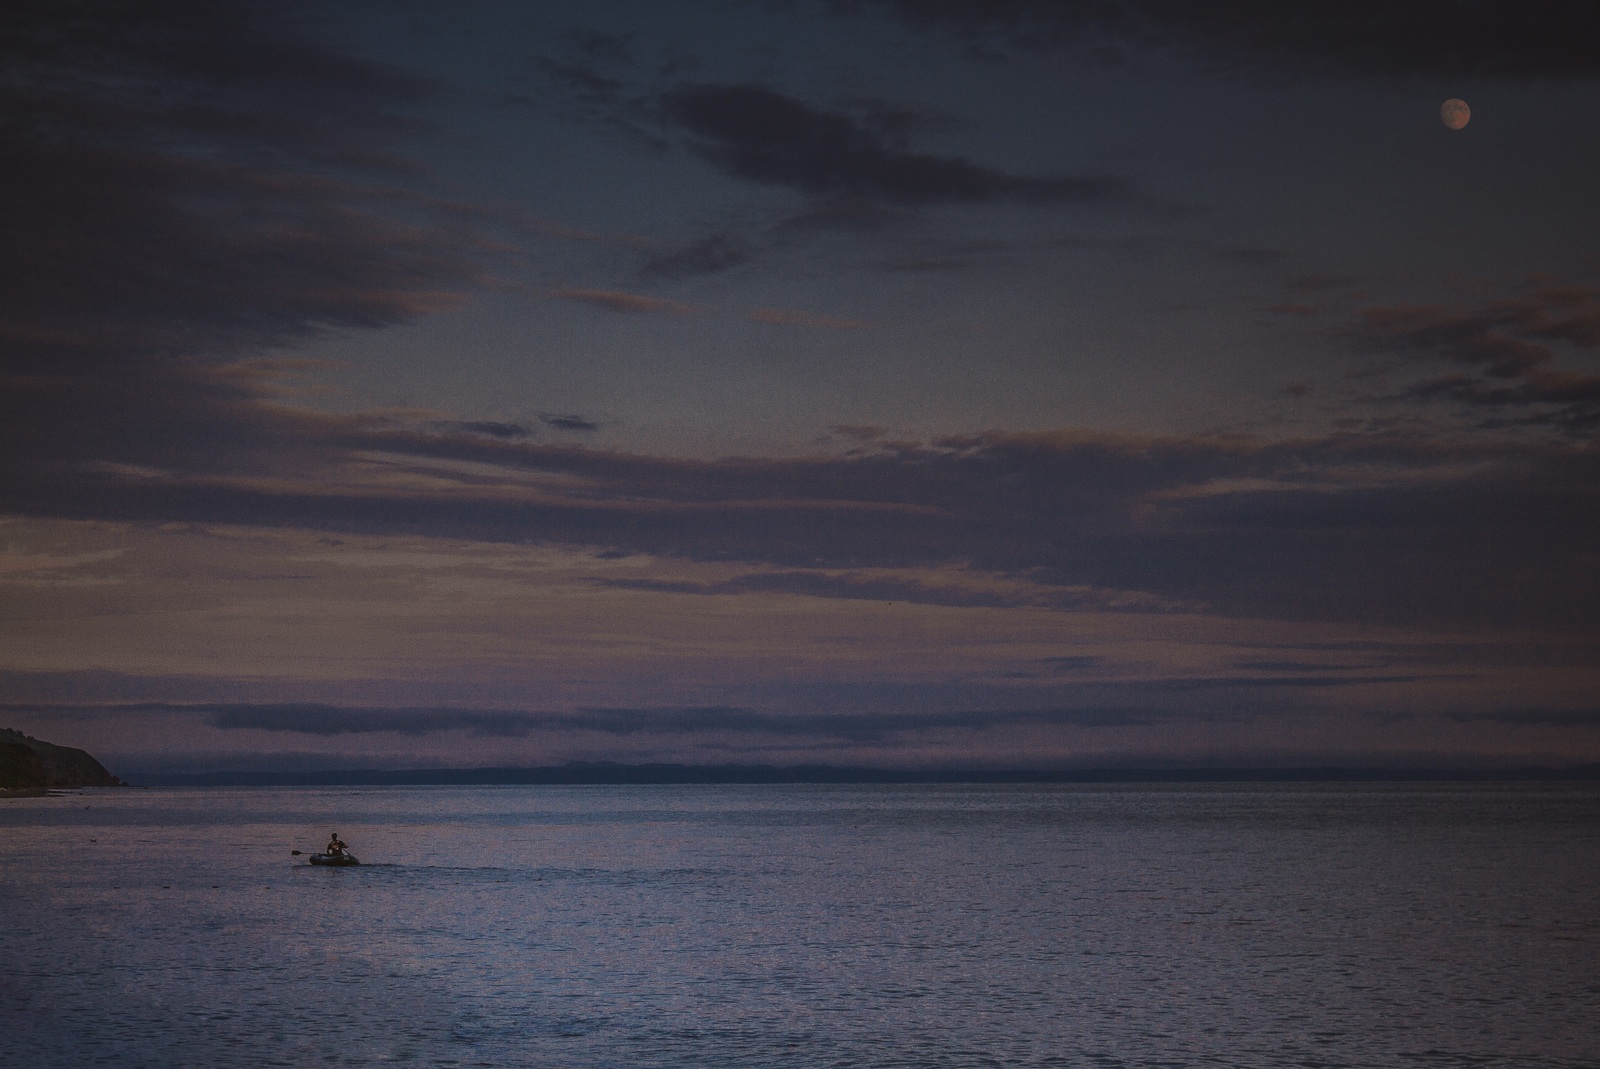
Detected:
left=1441, top=98, right=1470, bottom=130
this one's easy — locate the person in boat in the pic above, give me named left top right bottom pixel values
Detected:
left=326, top=832, right=347, bottom=857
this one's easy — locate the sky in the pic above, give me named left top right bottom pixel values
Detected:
left=3, top=0, right=1599, bottom=775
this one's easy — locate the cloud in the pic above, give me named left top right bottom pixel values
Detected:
left=855, top=1, right=1600, bottom=79
left=3, top=3, right=486, bottom=367
left=2, top=62, right=1599, bottom=651
left=551, top=288, right=699, bottom=315
left=202, top=704, right=543, bottom=737
left=54, top=693, right=1576, bottom=758
left=1352, top=282, right=1600, bottom=428
left=0, top=0, right=494, bottom=486
left=1448, top=709, right=1600, bottom=727
left=566, top=704, right=1201, bottom=739
left=1234, top=660, right=1369, bottom=673
left=596, top=569, right=1192, bottom=613
left=555, top=287, right=872, bottom=330
left=1035, top=655, right=1104, bottom=673
left=541, top=413, right=601, bottom=432
left=2, top=700, right=1213, bottom=745
left=1, top=701, right=555, bottom=738
left=9, top=420, right=1595, bottom=633
left=659, top=83, right=1132, bottom=209
left=444, top=421, right=534, bottom=439
left=640, top=234, right=752, bottom=278
left=0, top=547, right=123, bottom=576
left=748, top=308, right=876, bottom=330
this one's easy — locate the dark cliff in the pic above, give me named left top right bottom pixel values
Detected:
left=0, top=729, right=122, bottom=789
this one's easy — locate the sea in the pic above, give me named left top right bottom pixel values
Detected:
left=1, top=783, right=1596, bottom=1068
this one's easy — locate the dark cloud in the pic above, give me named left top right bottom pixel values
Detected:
left=2, top=700, right=1211, bottom=744
left=1353, top=283, right=1600, bottom=429
left=1234, top=660, right=1369, bottom=673
left=0, top=0, right=493, bottom=488
left=855, top=1, right=1600, bottom=79
left=639, top=234, right=752, bottom=278
left=66, top=693, right=1596, bottom=751
left=1448, top=709, right=1600, bottom=727
left=570, top=704, right=1193, bottom=739
left=1141, top=674, right=1432, bottom=692
left=1036, top=656, right=1104, bottom=673
left=1233, top=638, right=1600, bottom=671
left=534, top=58, right=628, bottom=109
left=541, top=413, right=601, bottom=432
left=2, top=1, right=484, bottom=366
left=445, top=421, right=534, bottom=439
left=659, top=83, right=1132, bottom=209
left=864, top=237, right=1027, bottom=274
left=13, top=687, right=1599, bottom=770
left=202, top=704, right=541, bottom=737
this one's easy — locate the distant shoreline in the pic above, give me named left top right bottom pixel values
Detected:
left=127, top=763, right=1600, bottom=788
left=0, top=786, right=96, bottom=799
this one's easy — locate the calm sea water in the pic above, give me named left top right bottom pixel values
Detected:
left=2, top=783, right=1597, bottom=1068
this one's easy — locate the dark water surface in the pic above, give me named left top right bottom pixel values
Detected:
left=2, top=783, right=1596, bottom=1067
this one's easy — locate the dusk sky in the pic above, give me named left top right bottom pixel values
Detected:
left=4, top=0, right=1599, bottom=774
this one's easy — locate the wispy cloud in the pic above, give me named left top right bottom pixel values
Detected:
left=640, top=234, right=752, bottom=278
left=441, top=421, right=534, bottom=439
left=1, top=700, right=1224, bottom=744
left=660, top=82, right=1132, bottom=210
left=596, top=569, right=1192, bottom=613
left=1447, top=709, right=1600, bottom=727
left=541, top=413, right=602, bottom=432
left=551, top=288, right=699, bottom=316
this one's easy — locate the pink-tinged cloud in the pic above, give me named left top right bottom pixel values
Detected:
left=552, top=288, right=699, bottom=316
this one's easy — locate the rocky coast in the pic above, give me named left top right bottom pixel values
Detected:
left=0, top=728, right=122, bottom=795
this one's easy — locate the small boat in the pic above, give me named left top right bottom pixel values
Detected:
left=307, top=852, right=360, bottom=866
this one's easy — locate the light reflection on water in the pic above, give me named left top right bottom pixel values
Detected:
left=2, top=783, right=1597, bottom=1067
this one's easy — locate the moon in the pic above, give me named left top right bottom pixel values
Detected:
left=1441, top=98, right=1470, bottom=130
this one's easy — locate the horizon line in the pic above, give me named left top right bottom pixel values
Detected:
left=125, top=761, right=1600, bottom=788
